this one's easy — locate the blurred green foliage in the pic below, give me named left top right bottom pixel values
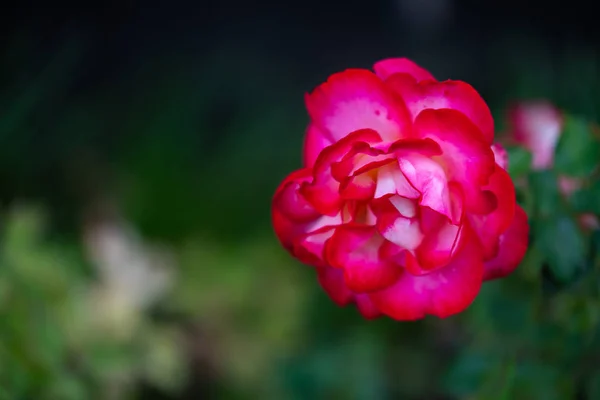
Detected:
left=0, top=28, right=600, bottom=400
left=0, top=206, right=186, bottom=399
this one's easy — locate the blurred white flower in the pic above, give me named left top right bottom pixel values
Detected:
left=80, top=201, right=175, bottom=340
left=84, top=218, right=174, bottom=311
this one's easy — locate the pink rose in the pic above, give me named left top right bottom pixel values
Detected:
left=272, top=58, right=529, bottom=320
left=508, top=101, right=563, bottom=170
left=506, top=101, right=599, bottom=230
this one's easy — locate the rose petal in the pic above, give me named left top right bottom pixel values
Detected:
left=373, top=162, right=420, bottom=199
left=469, top=164, right=516, bottom=259
left=373, top=58, right=436, bottom=82
left=339, top=172, right=377, bottom=200
left=414, top=204, right=464, bottom=270
left=397, top=153, right=455, bottom=223
left=491, top=143, right=509, bottom=170
left=413, top=108, right=496, bottom=214
left=371, top=137, right=443, bottom=200
left=317, top=265, right=353, bottom=305
left=387, top=137, right=443, bottom=156
left=325, top=225, right=402, bottom=293
left=303, top=124, right=334, bottom=168
left=375, top=196, right=423, bottom=250
left=300, top=129, right=382, bottom=215
left=483, top=206, right=529, bottom=280
left=306, top=69, right=412, bottom=142
left=293, top=227, right=336, bottom=267
left=279, top=212, right=343, bottom=267
left=386, top=74, right=494, bottom=143
left=272, top=168, right=318, bottom=249
left=334, top=138, right=442, bottom=203
left=273, top=174, right=321, bottom=222
left=331, top=142, right=389, bottom=181
left=355, top=294, right=381, bottom=319
left=369, top=223, right=484, bottom=320
left=272, top=168, right=345, bottom=266
left=316, top=266, right=382, bottom=319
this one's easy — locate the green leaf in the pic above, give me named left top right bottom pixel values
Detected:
left=506, top=146, right=532, bottom=178
left=535, top=216, right=587, bottom=282
left=47, top=373, right=88, bottom=400
left=529, top=171, right=562, bottom=218
left=515, top=362, right=569, bottom=400
left=554, top=115, right=600, bottom=177
left=497, top=358, right=517, bottom=400
left=443, top=351, right=494, bottom=397
left=588, top=371, right=600, bottom=400
left=569, top=179, right=600, bottom=215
